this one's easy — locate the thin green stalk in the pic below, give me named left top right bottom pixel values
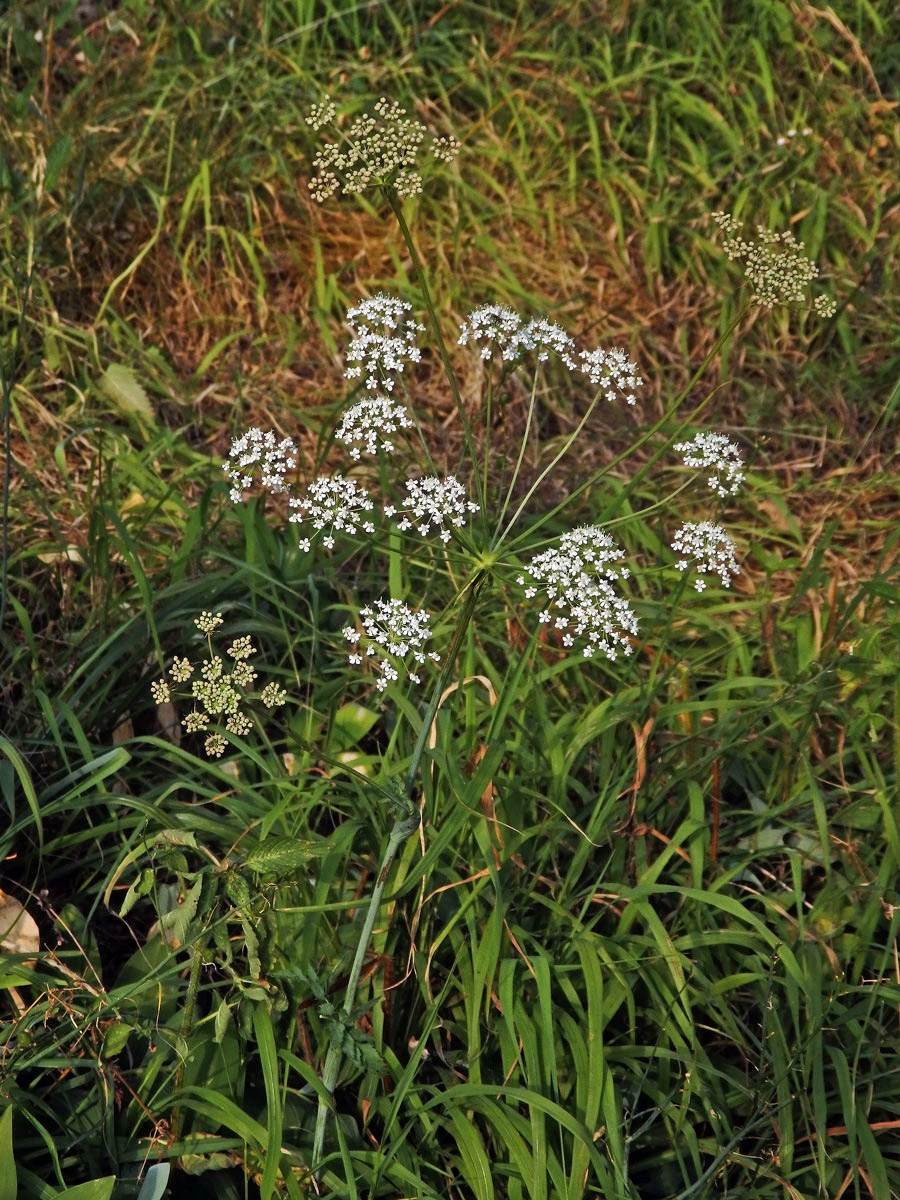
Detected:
left=502, top=306, right=749, bottom=556
left=492, top=368, right=540, bottom=548
left=384, top=190, right=484, bottom=512
left=482, top=360, right=494, bottom=537
left=311, top=571, right=486, bottom=1178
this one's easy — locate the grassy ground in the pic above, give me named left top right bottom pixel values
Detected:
left=2, top=1, right=900, bottom=1197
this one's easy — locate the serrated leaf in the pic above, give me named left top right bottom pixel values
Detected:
left=99, top=363, right=156, bottom=424
left=242, top=837, right=323, bottom=877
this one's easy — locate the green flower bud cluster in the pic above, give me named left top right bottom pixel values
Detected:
left=149, top=612, right=287, bottom=758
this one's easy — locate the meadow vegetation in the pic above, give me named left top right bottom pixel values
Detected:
left=1, top=2, right=899, bottom=1198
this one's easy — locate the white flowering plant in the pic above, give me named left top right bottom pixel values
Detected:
left=147, top=93, right=840, bottom=1181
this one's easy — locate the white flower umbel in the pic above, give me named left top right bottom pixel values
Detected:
left=150, top=613, right=288, bottom=757
left=342, top=598, right=441, bottom=691
left=346, top=294, right=422, bottom=337
left=336, top=395, right=414, bottom=459
left=458, top=303, right=523, bottom=360
left=288, top=475, right=376, bottom=552
left=503, top=317, right=578, bottom=370
left=224, top=427, right=298, bottom=503
left=712, top=211, right=832, bottom=313
left=670, top=521, right=740, bottom=591
left=343, top=297, right=425, bottom=392
left=307, top=96, right=459, bottom=203
left=673, top=432, right=745, bottom=498
left=579, top=346, right=644, bottom=406
left=517, top=526, right=639, bottom=661
left=384, top=475, right=479, bottom=543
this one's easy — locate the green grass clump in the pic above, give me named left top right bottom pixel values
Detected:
left=2, top=3, right=900, bottom=1199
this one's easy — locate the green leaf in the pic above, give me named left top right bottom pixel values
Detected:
left=135, top=1163, right=170, bottom=1200
left=101, top=1021, right=134, bottom=1059
left=242, top=838, right=323, bottom=877
left=45, top=134, right=72, bottom=191
left=120, top=868, right=155, bottom=919
left=98, top=364, right=156, bottom=425
left=0, top=1105, right=15, bottom=1200
left=333, top=702, right=380, bottom=748
left=56, top=1179, right=116, bottom=1200
left=214, top=998, right=232, bottom=1044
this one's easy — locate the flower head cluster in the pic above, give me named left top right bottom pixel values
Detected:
left=288, top=475, right=376, bottom=551
left=458, top=303, right=643, bottom=406
left=149, top=613, right=288, bottom=757
left=504, top=317, right=578, bottom=370
left=674, top=432, right=745, bottom=498
left=579, top=346, right=644, bottom=405
left=517, top=526, right=639, bottom=661
left=307, top=96, right=459, bottom=203
left=385, top=475, right=479, bottom=543
left=305, top=99, right=336, bottom=131
left=712, top=211, right=834, bottom=314
left=224, top=427, right=298, bottom=503
left=457, top=304, right=523, bottom=358
left=336, top=395, right=413, bottom=459
left=344, top=294, right=425, bottom=392
left=342, top=598, right=440, bottom=691
left=670, top=522, right=740, bottom=591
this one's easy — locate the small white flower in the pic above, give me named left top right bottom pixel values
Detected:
left=227, top=636, right=256, bottom=661
left=343, top=293, right=425, bottom=392
left=458, top=303, right=523, bottom=360
left=673, top=432, right=745, bottom=498
left=503, top=317, right=577, bottom=370
left=169, top=656, right=194, bottom=683
left=341, top=598, right=439, bottom=691
left=305, top=99, right=336, bottom=131
left=519, top=526, right=638, bottom=662
left=387, top=475, right=479, bottom=542
left=431, top=134, right=460, bottom=163
left=814, top=294, right=836, bottom=318
left=346, top=294, right=419, bottom=335
left=288, top=474, right=376, bottom=551
left=336, top=395, right=413, bottom=458
left=223, top=427, right=297, bottom=503
left=578, top=346, right=644, bottom=406
left=670, top=521, right=740, bottom=589
left=205, top=733, right=227, bottom=758
left=225, top=711, right=254, bottom=736
left=194, top=611, right=224, bottom=634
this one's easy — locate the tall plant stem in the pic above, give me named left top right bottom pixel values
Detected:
left=312, top=572, right=486, bottom=1178
left=384, top=191, right=484, bottom=512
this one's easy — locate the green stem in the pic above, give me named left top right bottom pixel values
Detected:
left=311, top=572, right=486, bottom=1178
left=384, top=190, right=484, bottom=512
left=501, top=306, right=749, bottom=556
